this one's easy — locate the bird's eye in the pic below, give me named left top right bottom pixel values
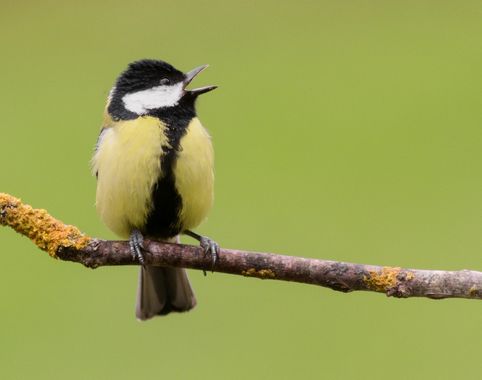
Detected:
left=160, top=78, right=170, bottom=85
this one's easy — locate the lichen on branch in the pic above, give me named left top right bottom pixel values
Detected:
left=0, top=193, right=90, bottom=257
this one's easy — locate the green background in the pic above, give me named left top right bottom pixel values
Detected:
left=1, top=1, right=481, bottom=379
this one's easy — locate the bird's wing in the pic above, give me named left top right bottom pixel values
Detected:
left=92, top=109, right=116, bottom=178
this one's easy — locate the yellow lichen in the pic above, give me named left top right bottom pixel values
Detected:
left=242, top=268, right=276, bottom=279
left=0, top=193, right=91, bottom=257
left=363, top=267, right=401, bottom=292
left=406, top=271, right=415, bottom=281
left=469, top=285, right=479, bottom=297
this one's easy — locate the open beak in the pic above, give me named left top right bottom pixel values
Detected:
left=184, top=64, right=217, bottom=96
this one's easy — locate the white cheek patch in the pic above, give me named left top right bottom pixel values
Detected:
left=122, top=83, right=184, bottom=115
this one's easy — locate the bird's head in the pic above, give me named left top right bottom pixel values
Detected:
left=108, top=59, right=217, bottom=119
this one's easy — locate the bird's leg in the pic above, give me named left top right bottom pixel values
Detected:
left=184, top=230, right=219, bottom=275
left=129, top=229, right=145, bottom=266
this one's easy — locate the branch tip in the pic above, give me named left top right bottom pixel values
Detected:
left=0, top=193, right=91, bottom=257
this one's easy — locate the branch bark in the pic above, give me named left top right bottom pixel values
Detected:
left=1, top=193, right=481, bottom=300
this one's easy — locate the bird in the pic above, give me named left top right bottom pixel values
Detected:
left=91, top=59, right=218, bottom=320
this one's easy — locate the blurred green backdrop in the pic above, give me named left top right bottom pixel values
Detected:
left=1, top=0, right=481, bottom=379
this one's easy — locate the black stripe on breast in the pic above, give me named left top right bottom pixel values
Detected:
left=143, top=103, right=196, bottom=239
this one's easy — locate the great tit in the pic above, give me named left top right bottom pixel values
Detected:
left=92, top=59, right=217, bottom=320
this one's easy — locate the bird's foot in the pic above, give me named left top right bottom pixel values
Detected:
left=184, top=230, right=219, bottom=275
left=199, top=236, right=220, bottom=269
left=129, top=229, right=145, bottom=266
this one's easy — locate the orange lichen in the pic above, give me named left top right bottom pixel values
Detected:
left=363, top=266, right=401, bottom=292
left=0, top=193, right=91, bottom=257
left=242, top=268, right=276, bottom=279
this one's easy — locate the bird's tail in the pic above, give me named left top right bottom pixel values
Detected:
left=135, top=237, right=196, bottom=320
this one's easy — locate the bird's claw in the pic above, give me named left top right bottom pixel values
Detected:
left=199, top=236, right=219, bottom=275
left=184, top=230, right=220, bottom=276
left=129, top=229, right=145, bottom=266
left=200, top=237, right=219, bottom=265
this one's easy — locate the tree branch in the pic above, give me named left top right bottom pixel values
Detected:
left=1, top=193, right=481, bottom=300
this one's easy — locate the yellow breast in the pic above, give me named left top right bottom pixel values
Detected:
left=92, top=116, right=168, bottom=238
left=174, top=117, right=215, bottom=231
